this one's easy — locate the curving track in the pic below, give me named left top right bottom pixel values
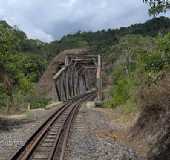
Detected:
left=10, top=92, right=95, bottom=160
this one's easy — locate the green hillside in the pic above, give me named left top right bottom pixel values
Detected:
left=0, top=16, right=170, bottom=112
left=46, top=16, right=170, bottom=58
left=0, top=20, right=48, bottom=112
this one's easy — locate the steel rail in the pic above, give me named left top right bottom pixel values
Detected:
left=10, top=92, right=95, bottom=160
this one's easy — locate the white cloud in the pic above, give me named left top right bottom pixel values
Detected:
left=0, top=0, right=169, bottom=42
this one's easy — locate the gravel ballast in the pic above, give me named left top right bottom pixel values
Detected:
left=0, top=107, right=58, bottom=160
left=0, top=104, right=141, bottom=160
left=64, top=106, right=141, bottom=160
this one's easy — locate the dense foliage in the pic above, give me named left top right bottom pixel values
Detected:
left=104, top=33, right=170, bottom=112
left=0, top=21, right=48, bottom=112
left=144, top=0, right=170, bottom=16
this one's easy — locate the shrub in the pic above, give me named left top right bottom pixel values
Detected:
left=29, top=96, right=51, bottom=109
left=0, top=86, right=7, bottom=109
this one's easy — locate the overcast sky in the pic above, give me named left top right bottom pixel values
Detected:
left=0, top=0, right=169, bottom=42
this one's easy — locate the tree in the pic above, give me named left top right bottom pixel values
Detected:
left=0, top=21, right=47, bottom=112
left=143, top=0, right=170, bottom=16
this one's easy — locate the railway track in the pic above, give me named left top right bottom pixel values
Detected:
left=10, top=92, right=95, bottom=160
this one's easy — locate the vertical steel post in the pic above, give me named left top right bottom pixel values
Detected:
left=97, top=55, right=102, bottom=101
left=65, top=56, right=69, bottom=66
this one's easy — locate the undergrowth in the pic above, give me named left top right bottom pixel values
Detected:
left=104, top=33, right=170, bottom=113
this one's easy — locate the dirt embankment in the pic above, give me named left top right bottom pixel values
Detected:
left=130, top=73, right=170, bottom=160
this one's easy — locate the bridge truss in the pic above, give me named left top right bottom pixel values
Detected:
left=53, top=54, right=102, bottom=102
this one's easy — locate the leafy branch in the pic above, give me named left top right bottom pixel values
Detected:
left=143, top=0, right=170, bottom=16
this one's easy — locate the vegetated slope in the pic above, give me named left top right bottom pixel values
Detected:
left=101, top=28, right=170, bottom=160
left=46, top=16, right=170, bottom=59
left=0, top=21, right=48, bottom=112
left=132, top=74, right=170, bottom=160
left=63, top=18, right=170, bottom=160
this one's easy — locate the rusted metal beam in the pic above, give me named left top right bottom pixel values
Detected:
left=55, top=81, right=61, bottom=101
left=53, top=67, right=66, bottom=80
left=65, top=54, right=98, bottom=57
left=82, top=66, right=97, bottom=69
left=65, top=56, right=69, bottom=66
left=71, top=59, right=95, bottom=61
left=97, top=55, right=102, bottom=101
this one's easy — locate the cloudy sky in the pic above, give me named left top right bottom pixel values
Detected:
left=0, top=0, right=169, bottom=42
